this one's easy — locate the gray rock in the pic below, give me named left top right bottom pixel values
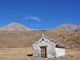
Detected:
left=0, top=22, right=32, bottom=31
left=55, top=24, right=80, bottom=31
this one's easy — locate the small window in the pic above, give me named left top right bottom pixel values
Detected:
left=56, top=45, right=59, bottom=48
left=42, top=38, right=44, bottom=41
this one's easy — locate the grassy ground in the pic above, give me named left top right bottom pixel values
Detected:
left=0, top=47, right=80, bottom=60
left=0, top=30, right=80, bottom=48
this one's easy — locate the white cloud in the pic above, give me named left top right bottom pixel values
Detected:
left=24, top=16, right=41, bottom=22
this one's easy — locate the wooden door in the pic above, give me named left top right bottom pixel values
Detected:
left=40, top=47, right=47, bottom=58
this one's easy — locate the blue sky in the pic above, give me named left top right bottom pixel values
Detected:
left=0, top=0, right=80, bottom=29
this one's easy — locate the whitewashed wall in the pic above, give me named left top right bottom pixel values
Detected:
left=32, top=37, right=56, bottom=58
left=55, top=48, right=65, bottom=58
left=32, top=36, right=65, bottom=58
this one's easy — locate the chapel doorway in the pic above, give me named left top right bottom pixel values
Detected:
left=40, top=46, right=47, bottom=58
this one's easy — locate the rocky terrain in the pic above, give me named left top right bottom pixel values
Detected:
left=0, top=22, right=80, bottom=49
left=55, top=24, right=80, bottom=31
left=0, top=22, right=32, bottom=31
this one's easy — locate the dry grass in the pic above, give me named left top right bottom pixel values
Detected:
left=0, top=47, right=32, bottom=60
left=0, top=30, right=80, bottom=60
left=0, top=47, right=79, bottom=60
left=0, top=30, right=80, bottom=48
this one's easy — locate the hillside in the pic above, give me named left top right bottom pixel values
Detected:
left=0, top=22, right=32, bottom=31
left=0, top=30, right=80, bottom=49
left=55, top=24, right=80, bottom=31
left=0, top=23, right=80, bottom=49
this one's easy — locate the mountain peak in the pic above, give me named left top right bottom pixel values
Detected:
left=55, top=24, right=80, bottom=31
left=0, top=22, right=32, bottom=31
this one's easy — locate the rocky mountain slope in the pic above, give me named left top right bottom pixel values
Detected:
left=0, top=23, right=80, bottom=49
left=0, top=30, right=80, bottom=49
left=55, top=24, right=80, bottom=31
left=0, top=22, right=32, bottom=31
